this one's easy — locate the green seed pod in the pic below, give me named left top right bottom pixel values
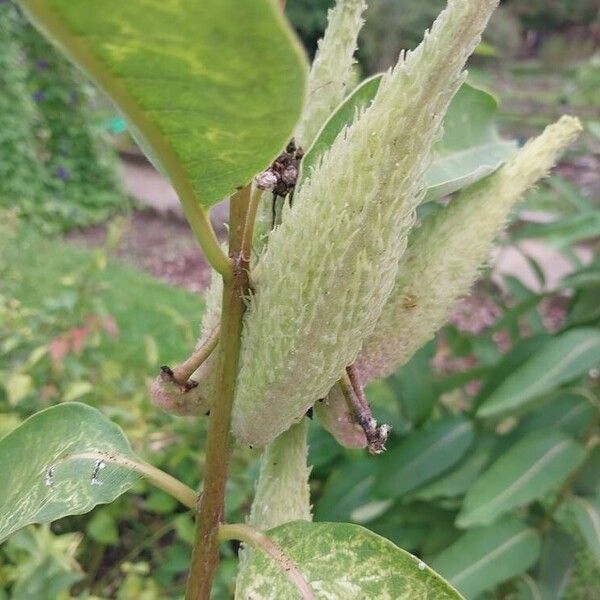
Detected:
left=252, top=0, right=368, bottom=248
left=234, top=0, right=500, bottom=447
left=294, top=0, right=367, bottom=148
left=149, top=358, right=214, bottom=417
left=150, top=272, right=222, bottom=416
left=247, top=420, right=312, bottom=531
left=236, top=420, right=312, bottom=596
left=314, top=385, right=367, bottom=449
left=356, top=115, right=583, bottom=382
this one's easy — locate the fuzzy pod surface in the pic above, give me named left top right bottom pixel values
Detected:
left=356, top=115, right=583, bottom=382
left=233, top=0, right=501, bottom=447
left=294, top=0, right=367, bottom=149
left=252, top=0, right=368, bottom=247
left=314, top=384, right=367, bottom=449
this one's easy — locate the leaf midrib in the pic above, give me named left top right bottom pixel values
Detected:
left=465, top=439, right=572, bottom=522
left=486, top=335, right=600, bottom=411
left=400, top=421, right=471, bottom=477
left=451, top=529, right=534, bottom=586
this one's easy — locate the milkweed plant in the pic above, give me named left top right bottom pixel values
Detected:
left=0, top=0, right=585, bottom=598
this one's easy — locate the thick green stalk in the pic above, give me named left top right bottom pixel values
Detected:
left=249, top=420, right=312, bottom=531
left=235, top=421, right=312, bottom=599
left=185, top=188, right=251, bottom=600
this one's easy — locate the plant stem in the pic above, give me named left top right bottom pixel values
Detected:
left=219, top=523, right=315, bottom=600
left=185, top=187, right=252, bottom=599
left=183, top=198, right=233, bottom=280
left=242, top=186, right=262, bottom=260
left=172, top=326, right=220, bottom=383
left=343, top=366, right=390, bottom=455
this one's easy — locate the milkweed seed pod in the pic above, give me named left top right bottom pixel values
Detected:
left=247, top=420, right=312, bottom=531
left=314, top=385, right=367, bottom=449
left=233, top=0, right=501, bottom=447
left=236, top=420, right=312, bottom=596
left=150, top=273, right=222, bottom=416
left=294, top=0, right=367, bottom=149
left=253, top=0, right=367, bottom=248
left=356, top=115, right=583, bottom=383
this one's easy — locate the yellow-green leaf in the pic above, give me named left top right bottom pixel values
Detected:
left=237, top=521, right=464, bottom=599
left=19, top=0, right=307, bottom=209
left=0, top=403, right=140, bottom=542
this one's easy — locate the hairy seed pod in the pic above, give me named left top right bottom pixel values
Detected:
left=294, top=0, right=367, bottom=148
left=234, top=0, right=501, bottom=447
left=356, top=115, right=583, bottom=382
left=149, top=361, right=214, bottom=416
left=247, top=420, right=312, bottom=531
left=314, top=385, right=367, bottom=449
left=252, top=0, right=368, bottom=248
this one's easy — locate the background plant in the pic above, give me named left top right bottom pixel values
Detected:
left=0, top=2, right=126, bottom=233
left=0, top=1, right=596, bottom=593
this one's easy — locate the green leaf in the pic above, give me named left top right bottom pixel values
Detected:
left=424, top=82, right=517, bottom=200
left=512, top=212, right=600, bottom=248
left=567, top=496, right=600, bottom=567
left=5, top=527, right=84, bottom=600
left=477, top=328, right=600, bottom=419
left=566, top=288, right=600, bottom=327
left=513, top=574, right=547, bottom=600
left=0, top=403, right=140, bottom=542
left=237, top=521, right=464, bottom=599
left=431, top=518, right=541, bottom=598
left=86, top=508, right=120, bottom=546
left=411, top=435, right=496, bottom=501
left=457, top=431, right=586, bottom=528
left=314, top=459, right=375, bottom=522
left=368, top=504, right=454, bottom=552
left=300, top=80, right=515, bottom=200
left=375, top=416, right=474, bottom=499
left=515, top=391, right=597, bottom=440
left=301, top=75, right=381, bottom=179
left=391, top=342, right=438, bottom=426
left=19, top=0, right=307, bottom=208
left=574, top=445, right=600, bottom=496
left=536, top=529, right=578, bottom=598
left=473, top=335, right=550, bottom=410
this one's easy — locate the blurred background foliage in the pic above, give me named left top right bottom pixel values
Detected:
left=0, top=0, right=599, bottom=598
left=0, top=3, right=127, bottom=234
